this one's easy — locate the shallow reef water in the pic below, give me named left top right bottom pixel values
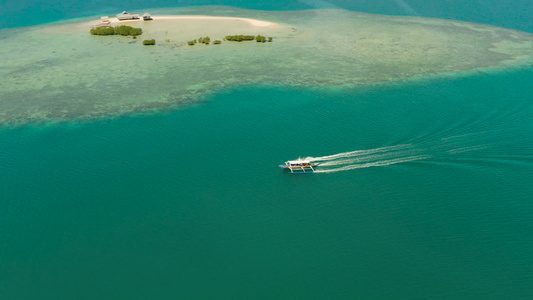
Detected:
left=0, top=6, right=532, bottom=125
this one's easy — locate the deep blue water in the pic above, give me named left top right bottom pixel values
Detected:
left=1, top=1, right=533, bottom=299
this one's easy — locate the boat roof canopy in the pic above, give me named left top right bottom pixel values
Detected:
left=287, top=160, right=311, bottom=164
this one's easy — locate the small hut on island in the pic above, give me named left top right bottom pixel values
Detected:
left=142, top=13, right=153, bottom=21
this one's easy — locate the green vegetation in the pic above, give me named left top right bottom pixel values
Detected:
left=142, top=39, right=156, bottom=45
left=198, top=36, right=211, bottom=44
left=224, top=35, right=255, bottom=42
left=224, top=35, right=272, bottom=43
left=90, top=26, right=115, bottom=35
left=90, top=25, right=142, bottom=36
left=90, top=28, right=272, bottom=47
left=115, top=25, right=142, bottom=36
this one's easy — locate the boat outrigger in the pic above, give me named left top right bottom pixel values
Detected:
left=279, top=158, right=319, bottom=173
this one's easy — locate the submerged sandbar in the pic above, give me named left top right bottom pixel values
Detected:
left=0, top=6, right=532, bottom=125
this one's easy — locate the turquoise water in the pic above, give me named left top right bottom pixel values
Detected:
left=2, top=70, right=533, bottom=299
left=1, top=1, right=533, bottom=299
left=2, top=0, right=532, bottom=32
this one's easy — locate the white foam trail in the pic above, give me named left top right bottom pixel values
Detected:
left=307, top=144, right=429, bottom=173
left=307, top=144, right=413, bottom=162
left=302, top=132, right=490, bottom=174
left=315, top=155, right=432, bottom=173
left=317, top=148, right=425, bottom=166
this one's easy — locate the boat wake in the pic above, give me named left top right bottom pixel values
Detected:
left=307, top=133, right=492, bottom=173
left=307, top=144, right=430, bottom=173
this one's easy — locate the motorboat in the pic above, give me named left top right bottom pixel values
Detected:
left=279, top=158, right=318, bottom=173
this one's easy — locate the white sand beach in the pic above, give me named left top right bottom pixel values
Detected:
left=106, top=15, right=275, bottom=27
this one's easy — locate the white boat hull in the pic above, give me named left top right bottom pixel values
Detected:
left=279, top=162, right=318, bottom=173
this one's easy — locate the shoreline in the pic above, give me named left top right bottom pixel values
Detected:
left=104, top=15, right=276, bottom=27
left=1, top=6, right=533, bottom=126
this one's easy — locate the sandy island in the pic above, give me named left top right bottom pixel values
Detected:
left=106, top=15, right=275, bottom=27
left=0, top=6, right=533, bottom=125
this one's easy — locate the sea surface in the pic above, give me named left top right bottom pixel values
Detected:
left=1, top=1, right=533, bottom=299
